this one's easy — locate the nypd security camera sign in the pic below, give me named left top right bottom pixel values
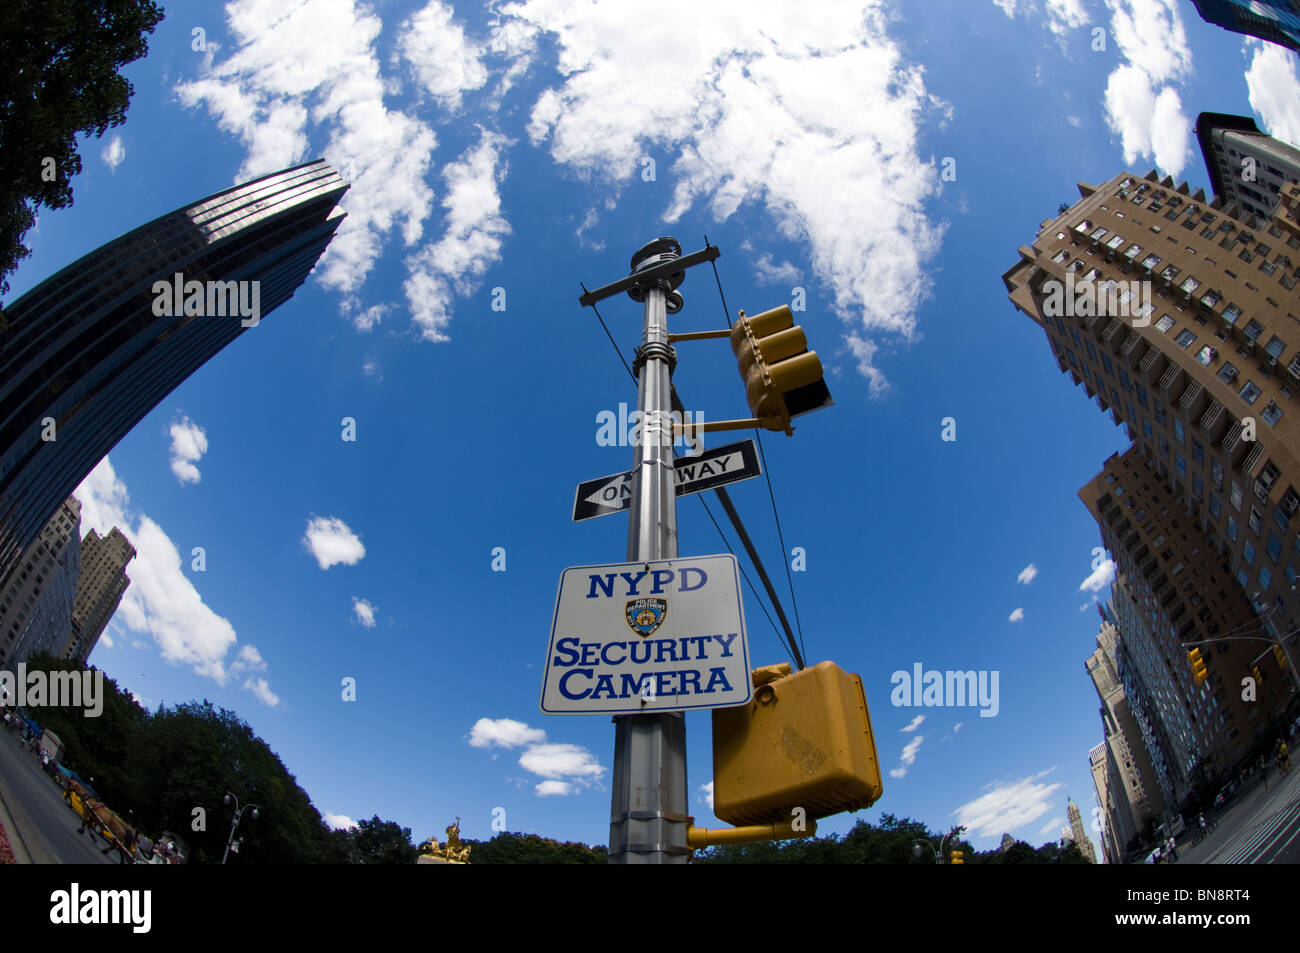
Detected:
left=540, top=554, right=752, bottom=715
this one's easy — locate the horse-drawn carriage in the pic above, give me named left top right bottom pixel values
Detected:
left=64, top=780, right=139, bottom=864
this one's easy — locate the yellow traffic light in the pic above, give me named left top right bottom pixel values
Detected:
left=951, top=850, right=964, bottom=865
left=1274, top=644, right=1289, bottom=670
left=730, top=306, right=832, bottom=434
left=1253, top=666, right=1263, bottom=684
left=712, top=661, right=882, bottom=826
left=1188, top=648, right=1208, bottom=685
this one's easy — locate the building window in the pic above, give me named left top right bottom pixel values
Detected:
left=1137, top=384, right=1149, bottom=408
left=1176, top=329, right=1196, bottom=349
left=1267, top=532, right=1282, bottom=562
left=1259, top=566, right=1272, bottom=591
left=1262, top=400, right=1283, bottom=427
left=1219, top=362, right=1238, bottom=385
left=1222, top=304, right=1242, bottom=326
left=1210, top=495, right=1222, bottom=518
left=1232, top=482, right=1243, bottom=511
left=1195, top=345, right=1217, bottom=366
left=1156, top=315, right=1175, bottom=333
left=1250, top=507, right=1263, bottom=535
left=1240, top=381, right=1262, bottom=405
left=1143, top=418, right=1153, bottom=439
left=1244, top=319, right=1265, bottom=344
left=1266, top=336, right=1287, bottom=361
left=1211, top=460, right=1223, bottom=489
left=1176, top=454, right=1188, bottom=478
left=1180, top=277, right=1200, bottom=294
left=1102, top=354, right=1114, bottom=376
left=1243, top=541, right=1255, bottom=565
left=1228, top=516, right=1240, bottom=541
left=1174, top=419, right=1185, bottom=444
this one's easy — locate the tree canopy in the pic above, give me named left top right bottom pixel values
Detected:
left=0, top=0, right=164, bottom=308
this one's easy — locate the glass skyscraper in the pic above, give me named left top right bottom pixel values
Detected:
left=1191, top=0, right=1300, bottom=53
left=0, top=160, right=348, bottom=591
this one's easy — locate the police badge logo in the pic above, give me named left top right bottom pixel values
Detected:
left=625, top=598, right=667, bottom=638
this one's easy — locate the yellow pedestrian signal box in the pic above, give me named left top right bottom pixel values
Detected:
left=951, top=850, right=964, bottom=865
left=730, top=306, right=832, bottom=435
left=712, top=661, right=882, bottom=826
left=1188, top=648, right=1208, bottom=685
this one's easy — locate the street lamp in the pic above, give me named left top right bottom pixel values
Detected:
left=222, top=792, right=259, bottom=864
left=913, top=830, right=957, bottom=864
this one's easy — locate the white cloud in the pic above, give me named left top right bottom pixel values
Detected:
left=535, top=779, right=573, bottom=796
left=352, top=597, right=377, bottom=628
left=951, top=768, right=1064, bottom=838
left=518, top=742, right=605, bottom=782
left=1017, top=563, right=1038, bottom=585
left=398, top=1, right=488, bottom=110
left=243, top=676, right=281, bottom=707
left=468, top=717, right=547, bottom=749
left=902, top=714, right=925, bottom=733
left=753, top=253, right=802, bottom=287
left=168, top=416, right=208, bottom=485
left=845, top=334, right=891, bottom=399
left=231, top=644, right=267, bottom=674
left=302, top=516, right=366, bottom=569
left=1079, top=558, right=1117, bottom=593
left=175, top=0, right=440, bottom=296
left=101, top=135, right=126, bottom=172
left=324, top=813, right=358, bottom=830
left=74, top=458, right=277, bottom=703
left=991, top=0, right=1088, bottom=38
left=953, top=722, right=963, bottom=733
left=1044, top=0, right=1089, bottom=36
left=1101, top=0, right=1193, bottom=177
left=1038, top=816, right=1065, bottom=836
left=1245, top=41, right=1300, bottom=149
left=889, top=735, right=924, bottom=779
left=515, top=0, right=945, bottom=394
left=403, top=130, right=510, bottom=342
left=699, top=780, right=714, bottom=810
left=1009, top=607, right=1025, bottom=622
left=349, top=302, right=390, bottom=333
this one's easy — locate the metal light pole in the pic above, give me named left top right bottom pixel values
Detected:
left=222, top=792, right=259, bottom=864
left=913, top=830, right=956, bottom=864
left=608, top=238, right=689, bottom=864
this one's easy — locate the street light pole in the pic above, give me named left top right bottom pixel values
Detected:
left=608, top=238, right=689, bottom=865
left=222, top=792, right=259, bottom=864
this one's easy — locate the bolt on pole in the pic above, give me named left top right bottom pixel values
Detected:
left=608, top=238, right=690, bottom=864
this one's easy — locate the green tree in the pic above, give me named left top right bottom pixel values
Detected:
left=464, top=832, right=607, bottom=864
left=0, top=0, right=164, bottom=310
left=342, top=815, right=419, bottom=865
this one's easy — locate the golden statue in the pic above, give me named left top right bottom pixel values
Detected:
left=419, top=817, right=471, bottom=864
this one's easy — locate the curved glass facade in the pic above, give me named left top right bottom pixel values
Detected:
left=0, top=160, right=348, bottom=588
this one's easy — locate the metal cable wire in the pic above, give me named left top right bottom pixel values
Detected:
left=706, top=235, right=808, bottom=662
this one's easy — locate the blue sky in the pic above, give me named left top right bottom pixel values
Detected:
left=9, top=0, right=1300, bottom=852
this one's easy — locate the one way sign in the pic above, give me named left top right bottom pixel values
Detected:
left=572, top=439, right=761, bottom=522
